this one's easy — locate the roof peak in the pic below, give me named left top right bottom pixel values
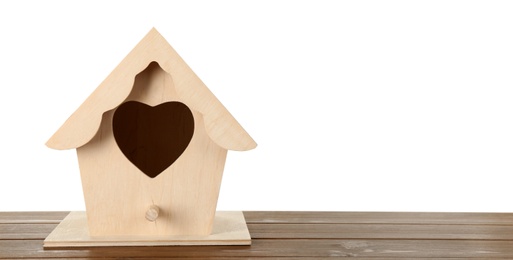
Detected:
left=46, top=28, right=256, bottom=151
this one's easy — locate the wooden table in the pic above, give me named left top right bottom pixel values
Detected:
left=2, top=211, right=513, bottom=259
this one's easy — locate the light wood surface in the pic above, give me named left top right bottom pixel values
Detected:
left=44, top=29, right=256, bottom=237
left=76, top=62, right=227, bottom=236
left=46, top=28, right=256, bottom=151
left=2, top=211, right=513, bottom=258
left=145, top=205, right=160, bottom=222
left=43, top=211, right=251, bottom=247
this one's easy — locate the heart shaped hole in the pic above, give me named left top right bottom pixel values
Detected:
left=112, top=101, right=195, bottom=178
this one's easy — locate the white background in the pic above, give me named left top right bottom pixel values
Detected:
left=1, top=1, right=513, bottom=212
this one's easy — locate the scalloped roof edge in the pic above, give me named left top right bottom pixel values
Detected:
left=46, top=28, right=256, bottom=151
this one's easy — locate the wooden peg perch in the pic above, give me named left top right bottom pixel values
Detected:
left=145, top=205, right=160, bottom=222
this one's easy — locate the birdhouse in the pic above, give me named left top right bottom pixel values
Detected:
left=43, top=28, right=256, bottom=247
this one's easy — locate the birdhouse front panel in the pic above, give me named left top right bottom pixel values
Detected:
left=76, top=62, right=227, bottom=236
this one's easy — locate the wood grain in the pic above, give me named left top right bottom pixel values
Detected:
left=46, top=28, right=256, bottom=151
left=248, top=223, right=513, bottom=239
left=3, top=239, right=513, bottom=258
left=43, top=211, right=250, bottom=247
left=75, top=62, right=228, bottom=236
left=2, top=211, right=513, bottom=259
left=45, top=30, right=256, bottom=237
left=244, top=211, right=513, bottom=225
left=5, top=222, right=513, bottom=241
left=0, top=212, right=68, bottom=224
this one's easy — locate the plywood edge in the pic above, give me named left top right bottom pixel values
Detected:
left=44, top=211, right=251, bottom=248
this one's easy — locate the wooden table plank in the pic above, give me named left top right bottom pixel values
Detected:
left=3, top=211, right=513, bottom=225
left=0, top=224, right=58, bottom=240
left=10, top=258, right=513, bottom=260
left=2, top=239, right=513, bottom=258
left=244, top=211, right=513, bottom=225
left=20, top=259, right=501, bottom=260
left=2, top=211, right=513, bottom=259
left=3, top=222, right=513, bottom=241
left=248, top=223, right=513, bottom=240
left=0, top=212, right=69, bottom=224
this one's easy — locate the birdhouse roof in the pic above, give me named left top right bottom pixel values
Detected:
left=46, top=28, right=256, bottom=151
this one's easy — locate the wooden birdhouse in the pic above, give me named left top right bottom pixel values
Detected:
left=43, top=28, right=256, bottom=247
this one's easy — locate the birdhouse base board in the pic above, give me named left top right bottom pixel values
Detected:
left=43, top=211, right=251, bottom=248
